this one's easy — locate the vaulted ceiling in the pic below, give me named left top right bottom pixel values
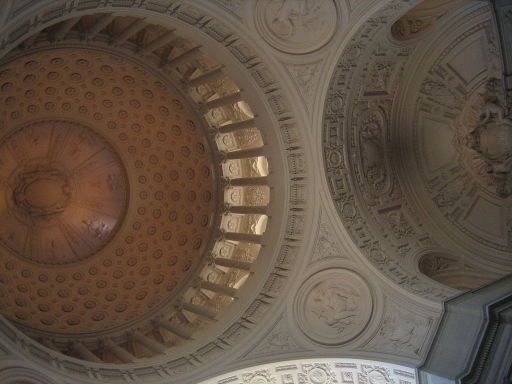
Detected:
left=0, top=0, right=509, bottom=383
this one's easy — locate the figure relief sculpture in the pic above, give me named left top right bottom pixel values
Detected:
left=357, top=109, right=390, bottom=195
left=295, top=269, right=373, bottom=345
left=270, top=0, right=325, bottom=38
left=254, top=0, right=337, bottom=54
left=310, top=282, right=359, bottom=334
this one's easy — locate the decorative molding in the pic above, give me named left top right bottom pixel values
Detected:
left=310, top=209, right=346, bottom=263
left=322, top=0, right=452, bottom=301
left=243, top=369, right=277, bottom=384
left=284, top=61, right=324, bottom=113
left=406, top=16, right=511, bottom=263
left=323, top=0, right=508, bottom=303
left=299, top=363, right=337, bottom=384
left=362, top=299, right=434, bottom=359
left=197, top=358, right=417, bottom=384
left=0, top=361, right=61, bottom=384
left=465, top=82, right=512, bottom=197
left=243, top=317, right=306, bottom=359
left=213, top=0, right=245, bottom=20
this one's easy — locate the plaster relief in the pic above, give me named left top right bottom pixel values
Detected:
left=254, top=0, right=338, bottom=54
left=364, top=60, right=398, bottom=96
left=311, top=209, right=346, bottom=263
left=243, top=370, right=277, bottom=384
left=418, top=251, right=496, bottom=290
left=324, top=0, right=510, bottom=301
left=197, top=358, right=417, bottom=384
left=465, top=82, right=512, bottom=197
left=365, top=301, right=432, bottom=358
left=390, top=0, right=462, bottom=42
left=285, top=61, right=323, bottom=111
left=294, top=269, right=372, bottom=345
left=378, top=206, right=417, bottom=242
left=298, top=363, right=337, bottom=384
left=357, top=365, right=393, bottom=384
left=355, top=107, right=392, bottom=200
left=243, top=317, right=305, bottom=359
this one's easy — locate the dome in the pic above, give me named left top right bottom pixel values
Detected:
left=0, top=47, right=218, bottom=336
left=322, top=0, right=512, bottom=299
left=0, top=12, right=293, bottom=364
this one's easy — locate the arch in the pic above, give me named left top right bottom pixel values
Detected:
left=196, top=358, right=417, bottom=384
left=0, top=361, right=59, bottom=384
left=418, top=251, right=497, bottom=291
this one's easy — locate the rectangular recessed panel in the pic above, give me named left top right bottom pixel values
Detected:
left=446, top=34, right=487, bottom=86
left=463, top=195, right=506, bottom=243
left=420, top=114, right=456, bottom=174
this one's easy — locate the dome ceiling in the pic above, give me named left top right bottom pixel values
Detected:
left=0, top=9, right=286, bottom=364
left=0, top=47, right=218, bottom=334
left=323, top=0, right=511, bottom=298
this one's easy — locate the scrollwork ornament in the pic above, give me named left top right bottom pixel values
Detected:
left=358, top=365, right=394, bottom=384
left=243, top=369, right=277, bottom=384
left=299, top=363, right=337, bottom=384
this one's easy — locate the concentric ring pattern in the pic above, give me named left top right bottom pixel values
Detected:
left=0, top=120, right=128, bottom=265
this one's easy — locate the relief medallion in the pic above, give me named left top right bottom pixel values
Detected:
left=294, top=268, right=373, bottom=345
left=254, top=0, right=338, bottom=54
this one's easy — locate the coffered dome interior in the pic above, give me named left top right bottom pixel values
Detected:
left=0, top=13, right=281, bottom=364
